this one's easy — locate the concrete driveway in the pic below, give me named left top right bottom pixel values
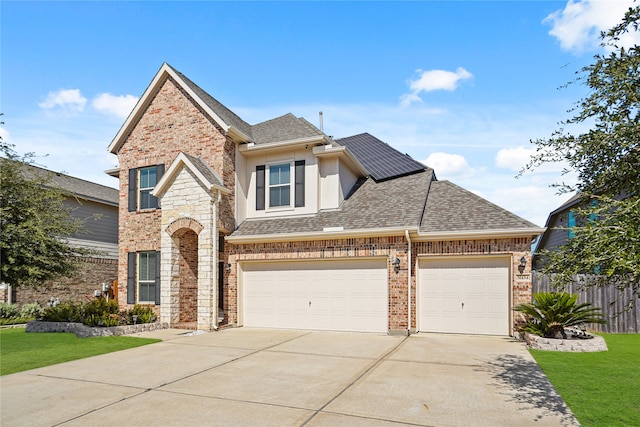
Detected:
left=1, top=328, right=578, bottom=426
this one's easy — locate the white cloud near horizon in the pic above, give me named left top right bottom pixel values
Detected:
left=400, top=67, right=473, bottom=107
left=545, top=0, right=639, bottom=52
left=38, top=89, right=87, bottom=115
left=422, top=152, right=476, bottom=179
left=92, top=93, right=138, bottom=119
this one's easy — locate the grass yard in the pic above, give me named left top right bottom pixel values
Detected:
left=530, top=334, right=640, bottom=427
left=0, top=328, right=161, bottom=375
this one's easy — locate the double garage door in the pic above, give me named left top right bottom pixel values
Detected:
left=418, top=257, right=511, bottom=336
left=241, top=259, right=388, bottom=333
left=240, top=256, right=511, bottom=336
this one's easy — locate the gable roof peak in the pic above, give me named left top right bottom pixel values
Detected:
left=108, top=63, right=253, bottom=154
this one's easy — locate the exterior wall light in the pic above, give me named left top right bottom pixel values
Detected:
left=393, top=257, right=401, bottom=273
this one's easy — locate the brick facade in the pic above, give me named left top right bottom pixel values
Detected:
left=226, top=236, right=533, bottom=334
left=116, top=77, right=236, bottom=316
left=3, top=257, right=118, bottom=307
left=112, top=67, right=535, bottom=335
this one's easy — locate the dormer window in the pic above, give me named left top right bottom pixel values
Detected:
left=256, top=160, right=305, bottom=211
left=269, top=163, right=291, bottom=208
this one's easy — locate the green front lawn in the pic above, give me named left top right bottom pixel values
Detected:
left=530, top=334, right=640, bottom=426
left=0, top=328, right=160, bottom=375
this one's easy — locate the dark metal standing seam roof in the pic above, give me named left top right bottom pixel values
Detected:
left=335, top=133, right=427, bottom=182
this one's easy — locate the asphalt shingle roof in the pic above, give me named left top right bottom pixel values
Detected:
left=180, top=153, right=227, bottom=189
left=170, top=65, right=254, bottom=139
left=420, top=180, right=538, bottom=233
left=335, top=133, right=426, bottom=182
left=232, top=170, right=433, bottom=236
left=5, top=160, right=119, bottom=206
left=252, top=113, right=324, bottom=144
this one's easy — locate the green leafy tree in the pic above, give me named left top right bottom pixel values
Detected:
left=525, top=6, right=640, bottom=295
left=0, top=141, right=90, bottom=288
left=515, top=292, right=606, bottom=338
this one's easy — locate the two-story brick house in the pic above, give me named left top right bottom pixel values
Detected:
left=108, top=63, right=544, bottom=335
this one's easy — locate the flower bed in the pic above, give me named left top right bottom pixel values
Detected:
left=26, top=320, right=168, bottom=338
left=524, top=332, right=608, bottom=352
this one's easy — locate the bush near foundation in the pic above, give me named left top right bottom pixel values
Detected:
left=41, top=297, right=156, bottom=326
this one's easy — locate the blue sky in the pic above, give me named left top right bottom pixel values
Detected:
left=2, top=0, right=638, bottom=226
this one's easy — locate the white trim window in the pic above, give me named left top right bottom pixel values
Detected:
left=139, top=167, right=158, bottom=210
left=268, top=163, right=291, bottom=208
left=138, top=251, right=157, bottom=304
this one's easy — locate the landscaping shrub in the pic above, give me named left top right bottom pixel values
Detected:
left=20, top=302, right=44, bottom=319
left=42, top=301, right=84, bottom=323
left=40, top=297, right=156, bottom=326
left=0, top=302, right=20, bottom=319
left=515, top=292, right=606, bottom=338
left=124, top=304, right=156, bottom=324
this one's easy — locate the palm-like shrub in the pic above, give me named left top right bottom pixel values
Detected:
left=515, top=292, right=606, bottom=338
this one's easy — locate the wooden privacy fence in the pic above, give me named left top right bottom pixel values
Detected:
left=532, top=272, right=640, bottom=333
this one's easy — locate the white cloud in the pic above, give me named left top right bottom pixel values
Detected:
left=38, top=89, right=87, bottom=115
left=401, top=67, right=473, bottom=107
left=495, top=147, right=536, bottom=171
left=544, top=0, right=639, bottom=52
left=92, top=93, right=138, bottom=119
left=422, top=152, right=475, bottom=179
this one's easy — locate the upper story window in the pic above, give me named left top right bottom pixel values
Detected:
left=139, top=167, right=158, bottom=210
left=269, top=163, right=291, bottom=208
left=256, top=160, right=305, bottom=211
left=128, top=164, right=164, bottom=212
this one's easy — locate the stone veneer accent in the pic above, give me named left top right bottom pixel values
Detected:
left=26, top=321, right=168, bottom=338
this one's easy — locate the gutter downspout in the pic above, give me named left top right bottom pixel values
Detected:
left=405, top=229, right=412, bottom=335
left=211, top=190, right=222, bottom=331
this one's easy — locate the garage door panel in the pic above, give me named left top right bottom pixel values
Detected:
left=418, top=257, right=510, bottom=336
left=242, top=259, right=387, bottom=333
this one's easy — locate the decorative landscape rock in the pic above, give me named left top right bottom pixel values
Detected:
left=26, top=321, right=168, bottom=338
left=524, top=332, right=608, bottom=352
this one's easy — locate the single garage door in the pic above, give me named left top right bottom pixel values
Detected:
left=418, top=257, right=510, bottom=336
left=241, top=259, right=388, bottom=333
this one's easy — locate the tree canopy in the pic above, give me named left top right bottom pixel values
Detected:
left=526, top=6, right=640, bottom=296
left=0, top=142, right=90, bottom=288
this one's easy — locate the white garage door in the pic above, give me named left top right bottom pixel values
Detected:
left=241, top=259, right=388, bottom=333
left=418, top=257, right=510, bottom=336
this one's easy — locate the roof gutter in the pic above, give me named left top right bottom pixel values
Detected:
left=226, top=226, right=419, bottom=244
left=239, top=135, right=328, bottom=154
left=413, top=227, right=546, bottom=241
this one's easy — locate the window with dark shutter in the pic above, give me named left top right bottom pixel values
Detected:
left=127, top=252, right=136, bottom=304
left=295, top=160, right=305, bottom=207
left=256, top=165, right=265, bottom=210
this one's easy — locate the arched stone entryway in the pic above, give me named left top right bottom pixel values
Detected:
left=154, top=153, right=230, bottom=331
left=174, top=228, right=198, bottom=325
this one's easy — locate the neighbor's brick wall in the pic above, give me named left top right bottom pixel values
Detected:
left=227, top=236, right=534, bottom=333
left=9, top=257, right=118, bottom=307
left=115, top=76, right=236, bottom=307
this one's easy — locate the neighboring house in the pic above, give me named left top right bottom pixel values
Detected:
left=107, top=63, right=544, bottom=336
left=532, top=193, right=581, bottom=270
left=1, top=163, right=119, bottom=306
left=532, top=194, right=639, bottom=333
